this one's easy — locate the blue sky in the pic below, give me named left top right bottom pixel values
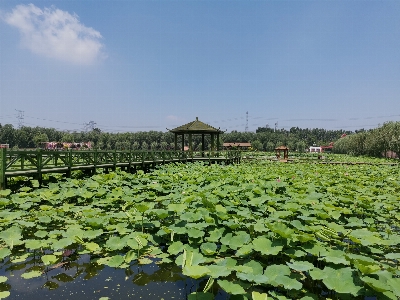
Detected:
left=1, top=0, right=400, bottom=133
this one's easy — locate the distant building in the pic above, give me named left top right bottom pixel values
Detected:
left=223, top=142, right=252, bottom=150
left=0, top=144, right=9, bottom=149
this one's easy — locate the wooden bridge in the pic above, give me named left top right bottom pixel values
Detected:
left=0, top=148, right=241, bottom=189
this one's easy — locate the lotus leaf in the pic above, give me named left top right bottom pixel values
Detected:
left=286, top=260, right=315, bottom=272
left=320, top=266, right=363, bottom=296
left=0, top=248, right=11, bottom=260
left=106, top=236, right=126, bottom=251
left=206, top=265, right=232, bottom=278
left=168, top=241, right=184, bottom=255
left=41, top=254, right=58, bottom=266
left=183, top=265, right=210, bottom=279
left=252, top=237, right=283, bottom=256
left=251, top=291, right=268, bottom=300
left=200, top=242, right=218, bottom=255
left=0, top=226, right=23, bottom=248
left=0, top=291, right=10, bottom=299
left=218, top=280, right=246, bottom=295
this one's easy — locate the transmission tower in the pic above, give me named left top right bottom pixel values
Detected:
left=274, top=122, right=278, bottom=132
left=84, top=121, right=97, bottom=131
left=245, top=111, right=249, bottom=132
left=15, top=110, right=24, bottom=128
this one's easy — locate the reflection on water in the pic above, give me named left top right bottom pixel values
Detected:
left=0, top=253, right=226, bottom=300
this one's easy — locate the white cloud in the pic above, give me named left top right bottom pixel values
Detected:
left=4, top=4, right=106, bottom=65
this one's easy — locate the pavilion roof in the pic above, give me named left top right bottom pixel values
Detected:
left=275, top=145, right=289, bottom=150
left=169, top=117, right=224, bottom=134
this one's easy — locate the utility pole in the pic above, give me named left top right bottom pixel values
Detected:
left=15, top=110, right=24, bottom=128
left=84, top=121, right=97, bottom=132
left=274, top=122, right=278, bottom=132
left=245, top=111, right=249, bottom=132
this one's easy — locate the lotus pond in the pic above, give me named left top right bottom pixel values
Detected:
left=0, top=157, right=400, bottom=300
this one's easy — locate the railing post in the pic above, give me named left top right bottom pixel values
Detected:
left=0, top=148, right=6, bottom=190
left=36, top=149, right=43, bottom=185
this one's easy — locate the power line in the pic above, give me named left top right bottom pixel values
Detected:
left=15, top=110, right=24, bottom=128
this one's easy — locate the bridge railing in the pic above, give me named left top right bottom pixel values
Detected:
left=0, top=148, right=241, bottom=189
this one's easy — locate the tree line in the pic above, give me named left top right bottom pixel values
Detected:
left=0, top=123, right=354, bottom=152
left=332, top=121, right=400, bottom=158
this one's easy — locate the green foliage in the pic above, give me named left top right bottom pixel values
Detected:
left=0, top=159, right=399, bottom=299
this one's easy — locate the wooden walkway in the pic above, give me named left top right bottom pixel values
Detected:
left=0, top=148, right=241, bottom=189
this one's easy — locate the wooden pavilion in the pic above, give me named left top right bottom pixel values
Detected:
left=275, top=145, right=289, bottom=160
left=169, top=117, right=224, bottom=153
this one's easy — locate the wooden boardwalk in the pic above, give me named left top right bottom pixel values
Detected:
left=0, top=148, right=241, bottom=189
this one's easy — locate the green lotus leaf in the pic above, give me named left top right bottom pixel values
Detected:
left=85, top=242, right=101, bottom=252
left=268, top=222, right=295, bottom=238
left=234, top=265, right=253, bottom=274
left=187, top=228, right=205, bottom=238
left=124, top=250, right=137, bottom=263
left=308, top=267, right=326, bottom=280
left=0, top=248, right=11, bottom=260
left=11, top=253, right=31, bottom=263
left=83, top=229, right=103, bottom=240
left=168, top=241, right=184, bottom=255
left=41, top=254, right=58, bottom=266
left=183, top=265, right=210, bottom=279
left=321, top=249, right=350, bottom=265
left=0, top=226, right=23, bottom=248
left=387, top=278, right=400, bottom=296
left=51, top=238, right=74, bottom=251
left=301, top=242, right=329, bottom=257
left=106, top=236, right=126, bottom=251
left=218, top=280, right=246, bottom=295
left=252, top=237, right=283, bottom=255
left=274, top=275, right=302, bottom=290
left=264, top=264, right=291, bottom=279
left=200, top=242, right=218, bottom=255
left=361, top=276, right=390, bottom=293
left=385, top=253, right=400, bottom=260
left=215, top=257, right=237, bottom=268
left=236, top=244, right=253, bottom=256
left=0, top=276, right=7, bottom=283
left=151, top=209, right=169, bottom=219
left=253, top=221, right=268, bottom=233
left=34, top=230, right=48, bottom=238
left=0, top=291, right=10, bottom=299
left=206, top=265, right=232, bottom=278
left=24, top=239, right=46, bottom=250
left=0, top=189, right=11, bottom=197
left=180, top=212, right=203, bottom=222
left=188, top=292, right=214, bottom=300
left=286, top=260, right=315, bottom=272
left=321, top=266, right=363, bottom=296
left=176, top=250, right=206, bottom=267
left=168, top=203, right=187, bottom=213
left=229, top=231, right=251, bottom=250
left=106, top=255, right=125, bottom=267
left=349, top=229, right=381, bottom=246
left=252, top=291, right=268, bottom=300
left=220, top=233, right=233, bottom=246
left=353, top=260, right=381, bottom=274
left=138, top=257, right=153, bottom=265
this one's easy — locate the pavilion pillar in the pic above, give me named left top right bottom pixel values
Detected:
left=217, top=134, right=220, bottom=151
left=211, top=134, right=215, bottom=152
left=202, top=134, right=205, bottom=157
left=188, top=133, right=192, bottom=153
left=174, top=134, right=178, bottom=150
left=181, top=134, right=184, bottom=151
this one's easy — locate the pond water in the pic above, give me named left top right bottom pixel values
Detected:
left=0, top=254, right=227, bottom=300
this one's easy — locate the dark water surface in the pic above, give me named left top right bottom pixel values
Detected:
left=0, top=254, right=225, bottom=300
